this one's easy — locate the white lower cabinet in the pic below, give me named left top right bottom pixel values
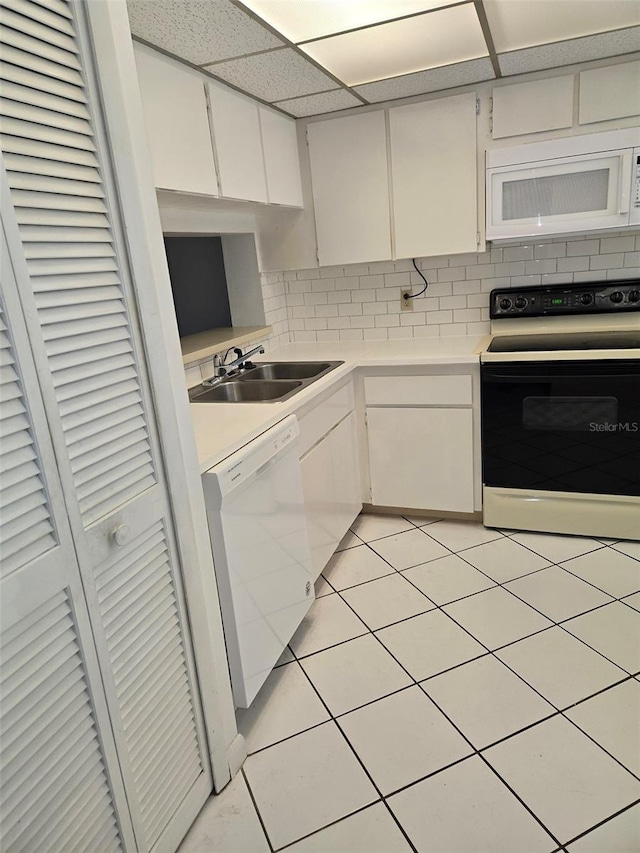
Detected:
left=367, top=407, right=474, bottom=513
left=298, top=389, right=362, bottom=579
left=364, top=370, right=477, bottom=514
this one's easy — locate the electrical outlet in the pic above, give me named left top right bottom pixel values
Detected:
left=401, top=289, right=413, bottom=311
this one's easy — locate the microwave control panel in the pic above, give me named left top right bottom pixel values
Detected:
left=490, top=281, right=640, bottom=318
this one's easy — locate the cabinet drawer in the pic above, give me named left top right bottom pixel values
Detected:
left=298, top=382, right=355, bottom=458
left=364, top=374, right=472, bottom=407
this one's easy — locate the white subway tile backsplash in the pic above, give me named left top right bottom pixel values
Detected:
left=623, top=252, right=640, bottom=267
left=315, top=305, right=339, bottom=318
left=312, top=278, right=336, bottom=291
left=352, top=289, right=378, bottom=303
left=541, top=273, right=573, bottom=285
left=481, top=277, right=510, bottom=291
left=534, top=242, right=566, bottom=259
left=427, top=310, right=453, bottom=325
left=400, top=312, right=427, bottom=326
left=338, top=303, right=363, bottom=316
left=574, top=270, right=606, bottom=282
left=607, top=267, right=640, bottom=280
left=388, top=326, right=413, bottom=339
left=375, top=314, right=400, bottom=327
left=384, top=272, right=411, bottom=288
left=590, top=253, right=624, bottom=270
left=305, top=318, right=328, bottom=331
left=496, top=261, right=527, bottom=277
left=525, top=259, right=556, bottom=275
left=363, top=302, right=388, bottom=315
left=327, top=291, right=352, bottom=304
left=503, top=246, right=533, bottom=262
left=600, top=236, right=636, bottom=254
left=359, top=275, right=384, bottom=289
left=440, top=295, right=467, bottom=310
left=557, top=256, right=589, bottom=273
left=490, top=248, right=503, bottom=262
left=453, top=308, right=482, bottom=323
left=438, top=266, right=466, bottom=282
left=466, top=264, right=495, bottom=279
left=304, top=292, right=328, bottom=306
left=452, top=279, right=481, bottom=295
left=339, top=329, right=364, bottom=341
left=350, top=316, right=376, bottom=328
left=567, top=239, right=600, bottom=256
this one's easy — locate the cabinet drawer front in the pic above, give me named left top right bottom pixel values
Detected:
left=298, top=382, right=355, bottom=458
left=364, top=375, right=472, bottom=407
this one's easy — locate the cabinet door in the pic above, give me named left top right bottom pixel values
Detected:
left=492, top=77, right=574, bottom=139
left=307, top=111, right=391, bottom=266
left=389, top=93, right=478, bottom=259
left=579, top=62, right=640, bottom=125
left=1, top=3, right=212, bottom=850
left=367, top=407, right=474, bottom=512
left=208, top=83, right=268, bottom=202
left=259, top=107, right=303, bottom=206
left=134, top=45, right=218, bottom=195
left=301, top=412, right=362, bottom=579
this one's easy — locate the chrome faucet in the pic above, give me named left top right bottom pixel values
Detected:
left=203, top=345, right=265, bottom=386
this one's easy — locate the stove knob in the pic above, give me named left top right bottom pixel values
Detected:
left=610, top=291, right=624, bottom=304
left=514, top=296, right=527, bottom=310
left=499, top=297, right=512, bottom=311
left=628, top=290, right=640, bottom=303
left=579, top=292, right=594, bottom=306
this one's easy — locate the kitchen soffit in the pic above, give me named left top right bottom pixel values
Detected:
left=126, top=0, right=640, bottom=116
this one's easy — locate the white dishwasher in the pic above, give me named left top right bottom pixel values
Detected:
left=202, top=415, right=314, bottom=708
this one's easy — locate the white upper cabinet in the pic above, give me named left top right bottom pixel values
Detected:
left=307, top=111, right=392, bottom=266
left=579, top=61, right=640, bottom=125
left=259, top=107, right=304, bottom=207
left=207, top=83, right=267, bottom=203
left=134, top=45, right=218, bottom=195
left=491, top=76, right=574, bottom=139
left=389, top=93, right=478, bottom=259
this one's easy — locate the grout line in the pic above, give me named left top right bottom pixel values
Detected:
left=241, top=765, right=276, bottom=852
left=560, top=797, right=640, bottom=850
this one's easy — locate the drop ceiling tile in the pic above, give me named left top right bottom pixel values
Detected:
left=355, top=57, right=495, bottom=103
left=204, top=48, right=338, bottom=102
left=241, top=0, right=460, bottom=43
left=301, top=5, right=488, bottom=87
left=499, top=27, right=640, bottom=76
left=274, top=89, right=362, bottom=117
left=484, top=0, right=640, bottom=53
left=126, top=0, right=284, bottom=65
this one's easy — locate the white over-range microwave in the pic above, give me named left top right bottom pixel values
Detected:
left=486, top=128, right=640, bottom=240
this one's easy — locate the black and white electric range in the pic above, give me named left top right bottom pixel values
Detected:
left=481, top=280, right=640, bottom=540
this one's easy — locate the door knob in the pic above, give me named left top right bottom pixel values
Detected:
left=111, top=524, right=131, bottom=546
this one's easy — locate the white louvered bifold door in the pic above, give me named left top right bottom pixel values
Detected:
left=0, top=231, right=137, bottom=853
left=0, top=1, right=212, bottom=851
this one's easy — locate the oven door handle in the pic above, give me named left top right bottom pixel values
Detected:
left=482, top=372, right=625, bottom=382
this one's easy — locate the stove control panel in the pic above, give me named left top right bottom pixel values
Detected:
left=490, top=280, right=640, bottom=319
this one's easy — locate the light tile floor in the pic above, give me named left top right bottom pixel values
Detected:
left=180, top=514, right=640, bottom=853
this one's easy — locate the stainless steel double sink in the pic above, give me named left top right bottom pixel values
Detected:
left=189, top=361, right=344, bottom=403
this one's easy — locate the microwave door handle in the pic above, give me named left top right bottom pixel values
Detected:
left=618, top=152, right=632, bottom=215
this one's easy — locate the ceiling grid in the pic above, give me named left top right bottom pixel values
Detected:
left=126, top=0, right=640, bottom=117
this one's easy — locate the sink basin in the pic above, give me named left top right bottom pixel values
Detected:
left=190, top=380, right=302, bottom=403
left=239, top=361, right=335, bottom=381
left=189, top=360, right=344, bottom=403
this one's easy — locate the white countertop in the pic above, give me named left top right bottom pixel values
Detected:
left=190, top=335, right=486, bottom=473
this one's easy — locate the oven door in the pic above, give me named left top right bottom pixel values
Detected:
left=481, top=360, right=640, bottom=497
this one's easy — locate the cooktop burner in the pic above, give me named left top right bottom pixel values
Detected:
left=488, top=330, right=640, bottom=353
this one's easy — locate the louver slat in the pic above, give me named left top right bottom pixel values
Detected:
left=0, top=6, right=77, bottom=52
left=0, top=43, right=82, bottom=86
left=0, top=62, right=86, bottom=103
left=28, top=0, right=73, bottom=19
left=0, top=592, right=123, bottom=853
left=0, top=96, right=91, bottom=135
left=0, top=305, right=55, bottom=577
left=0, top=134, right=97, bottom=166
left=1, top=81, right=90, bottom=120
left=5, top=153, right=99, bottom=183
left=2, top=116, right=94, bottom=151
left=96, top=523, right=203, bottom=847
left=25, top=240, right=114, bottom=259
left=0, top=27, right=80, bottom=70
left=9, top=172, right=104, bottom=199
left=2, top=0, right=75, bottom=35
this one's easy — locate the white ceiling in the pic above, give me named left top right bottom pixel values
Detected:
left=126, top=0, right=640, bottom=116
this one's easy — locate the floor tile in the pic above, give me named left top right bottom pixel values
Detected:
left=444, top=587, right=553, bottom=650
left=377, top=610, right=486, bottom=681
left=566, top=804, right=640, bottom=852
left=350, top=513, right=414, bottom=542
left=510, top=531, right=604, bottom=564
left=236, top=661, right=330, bottom=755
left=322, top=544, right=394, bottom=591
left=177, top=773, right=269, bottom=853
left=423, top=655, right=556, bottom=749
left=424, top=519, right=503, bottom=552
left=314, top=575, right=333, bottom=597
left=339, top=686, right=472, bottom=795
left=496, top=627, right=627, bottom=709
left=612, top=540, right=640, bottom=561
left=243, top=721, right=377, bottom=850
left=565, top=680, right=640, bottom=777
left=622, top=591, right=640, bottom=612
left=285, top=803, right=412, bottom=853
left=368, top=528, right=449, bottom=570
left=300, top=634, right=412, bottom=716
left=458, top=537, right=551, bottom=583
left=289, top=593, right=367, bottom=658
left=403, top=515, right=441, bottom=527
left=388, top=755, right=557, bottom=853
left=560, top=548, right=640, bottom=598
left=505, top=566, right=613, bottom=623
left=563, top=602, right=640, bottom=674
left=484, top=715, right=640, bottom=844
left=340, top=573, right=434, bottom=631
left=336, top=530, right=362, bottom=551
left=403, top=553, right=496, bottom=605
